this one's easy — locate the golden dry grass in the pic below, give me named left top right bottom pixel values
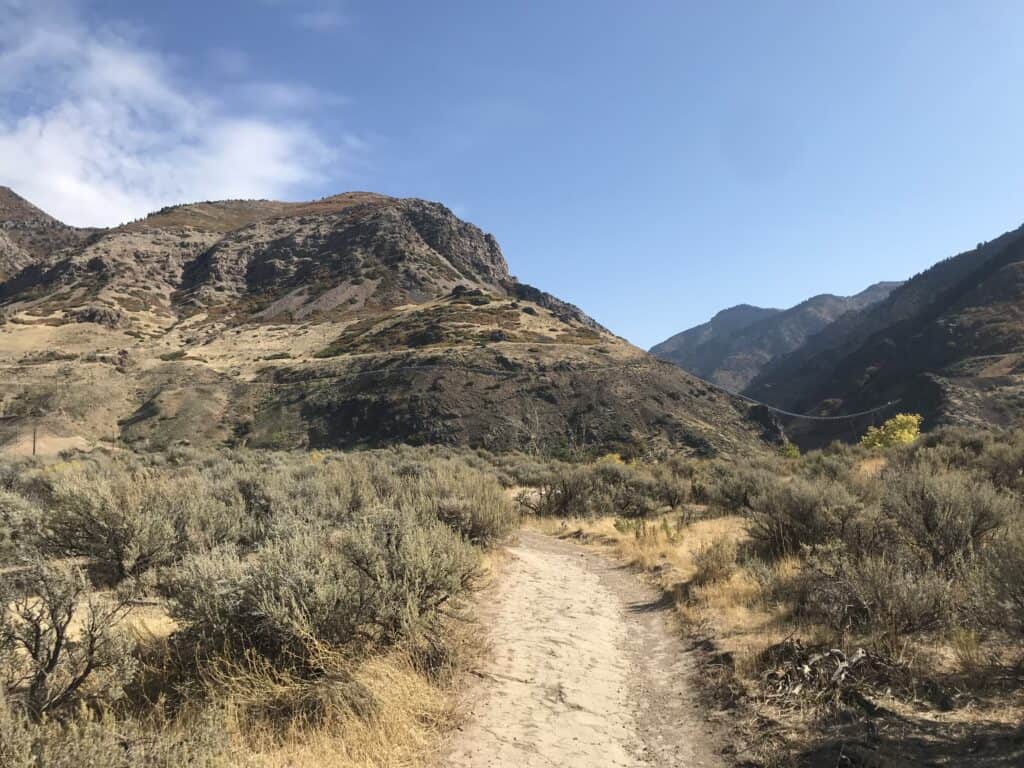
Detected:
left=528, top=507, right=1024, bottom=764
left=223, top=652, right=455, bottom=768
left=526, top=513, right=819, bottom=674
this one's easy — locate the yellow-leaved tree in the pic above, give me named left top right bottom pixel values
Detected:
left=860, top=413, right=923, bottom=449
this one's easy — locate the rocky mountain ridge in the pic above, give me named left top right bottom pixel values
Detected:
left=651, top=282, right=900, bottom=391
left=0, top=189, right=772, bottom=457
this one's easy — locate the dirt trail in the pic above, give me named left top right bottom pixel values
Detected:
left=446, top=531, right=726, bottom=768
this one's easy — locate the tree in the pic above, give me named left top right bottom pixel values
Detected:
left=860, top=413, right=923, bottom=449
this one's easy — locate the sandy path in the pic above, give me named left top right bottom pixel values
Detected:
left=446, top=531, right=725, bottom=768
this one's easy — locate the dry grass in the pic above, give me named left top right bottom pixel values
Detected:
left=223, top=652, right=455, bottom=768
left=527, top=500, right=1024, bottom=765
left=527, top=513, right=827, bottom=676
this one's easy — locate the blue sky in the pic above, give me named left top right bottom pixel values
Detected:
left=3, top=1, right=1024, bottom=347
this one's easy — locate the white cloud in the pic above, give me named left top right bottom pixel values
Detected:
left=0, top=0, right=356, bottom=227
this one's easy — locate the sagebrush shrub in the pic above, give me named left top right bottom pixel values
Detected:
left=164, top=508, right=479, bottom=667
left=692, top=537, right=738, bottom=587
left=795, top=546, right=953, bottom=636
left=0, top=560, right=136, bottom=719
left=879, top=466, right=1011, bottom=571
left=0, top=489, right=35, bottom=558
left=747, top=477, right=862, bottom=559
left=706, top=464, right=779, bottom=513
left=397, top=460, right=518, bottom=545
left=0, top=698, right=231, bottom=768
left=972, top=524, right=1024, bottom=633
left=33, top=462, right=194, bottom=580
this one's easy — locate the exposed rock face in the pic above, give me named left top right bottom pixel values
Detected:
left=0, top=190, right=769, bottom=457
left=176, top=197, right=511, bottom=319
left=651, top=283, right=900, bottom=392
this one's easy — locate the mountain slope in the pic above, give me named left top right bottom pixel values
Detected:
left=0, top=187, right=95, bottom=280
left=0, top=191, right=774, bottom=457
left=746, top=224, right=1024, bottom=442
left=651, top=282, right=900, bottom=391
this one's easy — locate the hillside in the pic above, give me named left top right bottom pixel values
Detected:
left=746, top=224, right=1024, bottom=442
left=0, top=190, right=774, bottom=457
left=0, top=187, right=95, bottom=280
left=651, top=282, right=899, bottom=391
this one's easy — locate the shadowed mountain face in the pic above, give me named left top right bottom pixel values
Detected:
left=0, top=191, right=773, bottom=457
left=746, top=224, right=1024, bottom=444
left=651, top=283, right=900, bottom=392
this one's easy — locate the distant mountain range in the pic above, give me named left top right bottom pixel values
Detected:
left=745, top=225, right=1024, bottom=443
left=0, top=187, right=774, bottom=457
left=650, top=282, right=901, bottom=391
left=655, top=220, right=1024, bottom=446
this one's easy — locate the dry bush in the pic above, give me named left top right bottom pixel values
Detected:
left=0, top=697, right=232, bottom=768
left=692, top=536, right=738, bottom=587
left=0, top=559, right=136, bottom=719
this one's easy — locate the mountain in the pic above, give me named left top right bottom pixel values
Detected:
left=0, top=187, right=95, bottom=280
left=651, top=282, right=900, bottom=391
left=746, top=224, right=1024, bottom=443
left=0, top=190, right=776, bottom=457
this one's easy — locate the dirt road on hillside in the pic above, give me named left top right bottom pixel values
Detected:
left=445, top=531, right=727, bottom=768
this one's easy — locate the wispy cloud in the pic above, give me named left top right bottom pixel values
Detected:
left=0, top=0, right=357, bottom=227
left=293, top=8, right=346, bottom=31
left=259, top=0, right=347, bottom=32
left=240, top=81, right=348, bottom=112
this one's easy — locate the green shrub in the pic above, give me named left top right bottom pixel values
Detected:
left=879, top=467, right=1011, bottom=571
left=748, top=477, right=862, bottom=559
left=779, top=443, right=801, bottom=459
left=164, top=508, right=479, bottom=667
